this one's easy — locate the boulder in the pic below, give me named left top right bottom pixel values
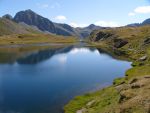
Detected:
left=114, top=39, right=128, bottom=48
left=139, top=55, right=147, bottom=61
left=144, top=38, right=150, bottom=45
left=93, top=31, right=113, bottom=41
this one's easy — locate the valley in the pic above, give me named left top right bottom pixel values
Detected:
left=0, top=7, right=150, bottom=113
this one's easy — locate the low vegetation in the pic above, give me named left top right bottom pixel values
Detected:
left=64, top=87, right=120, bottom=113
left=0, top=34, right=77, bottom=45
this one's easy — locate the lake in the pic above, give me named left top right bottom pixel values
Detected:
left=0, top=44, right=131, bottom=113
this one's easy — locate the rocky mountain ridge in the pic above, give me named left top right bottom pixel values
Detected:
left=1, top=9, right=150, bottom=38
left=2, top=9, right=105, bottom=38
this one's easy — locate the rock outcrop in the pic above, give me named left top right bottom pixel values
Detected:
left=90, top=31, right=113, bottom=41
left=116, top=76, right=150, bottom=113
left=144, top=37, right=150, bottom=45
left=114, top=39, right=128, bottom=48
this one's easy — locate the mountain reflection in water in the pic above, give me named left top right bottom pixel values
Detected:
left=0, top=44, right=131, bottom=113
left=0, top=45, right=97, bottom=65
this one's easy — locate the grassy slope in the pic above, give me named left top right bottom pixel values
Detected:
left=89, top=25, right=150, bottom=62
left=0, top=34, right=77, bottom=45
left=0, top=18, right=78, bottom=45
left=65, top=87, right=120, bottom=113
left=0, top=18, right=40, bottom=35
left=64, top=25, right=150, bottom=113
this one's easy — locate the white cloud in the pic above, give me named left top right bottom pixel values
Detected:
left=36, top=3, right=49, bottom=8
left=55, top=15, right=67, bottom=21
left=134, top=6, right=150, bottom=14
left=129, top=6, right=150, bottom=16
left=94, top=21, right=120, bottom=27
left=69, top=22, right=88, bottom=28
left=128, top=12, right=135, bottom=16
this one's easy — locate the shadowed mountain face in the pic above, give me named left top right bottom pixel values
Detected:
left=14, top=10, right=56, bottom=34
left=54, top=23, right=78, bottom=36
left=75, top=24, right=106, bottom=38
left=142, top=18, right=150, bottom=25
left=127, top=18, right=150, bottom=27
left=13, top=10, right=78, bottom=37
left=13, top=9, right=104, bottom=38
left=2, top=9, right=150, bottom=38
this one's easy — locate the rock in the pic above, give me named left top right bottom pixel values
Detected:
left=130, top=76, right=150, bottom=89
left=131, top=84, right=141, bottom=89
left=86, top=100, right=95, bottom=107
left=18, top=35, right=24, bottom=39
left=92, top=31, right=113, bottom=41
left=119, top=90, right=136, bottom=102
left=129, top=78, right=138, bottom=84
left=144, top=76, right=150, bottom=79
left=139, top=55, right=147, bottom=61
left=114, top=39, right=128, bottom=48
left=144, top=38, right=150, bottom=45
left=76, top=108, right=86, bottom=113
left=116, top=84, right=130, bottom=92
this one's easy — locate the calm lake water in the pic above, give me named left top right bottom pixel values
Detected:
left=0, top=44, right=131, bottom=113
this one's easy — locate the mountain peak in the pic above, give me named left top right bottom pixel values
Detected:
left=89, top=24, right=96, bottom=27
left=127, top=18, right=150, bottom=27
left=26, top=9, right=33, bottom=12
left=87, top=24, right=97, bottom=29
left=12, top=9, right=107, bottom=38
left=85, top=24, right=103, bottom=30
left=2, top=14, right=13, bottom=20
left=14, top=9, right=56, bottom=33
left=24, top=9, right=36, bottom=14
left=142, top=18, right=150, bottom=25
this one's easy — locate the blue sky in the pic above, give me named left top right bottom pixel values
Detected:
left=0, top=0, right=150, bottom=27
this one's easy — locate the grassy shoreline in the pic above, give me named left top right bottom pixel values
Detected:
left=0, top=33, right=78, bottom=64
left=64, top=44, right=150, bottom=113
left=64, top=25, right=150, bottom=113
left=0, top=34, right=78, bottom=45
